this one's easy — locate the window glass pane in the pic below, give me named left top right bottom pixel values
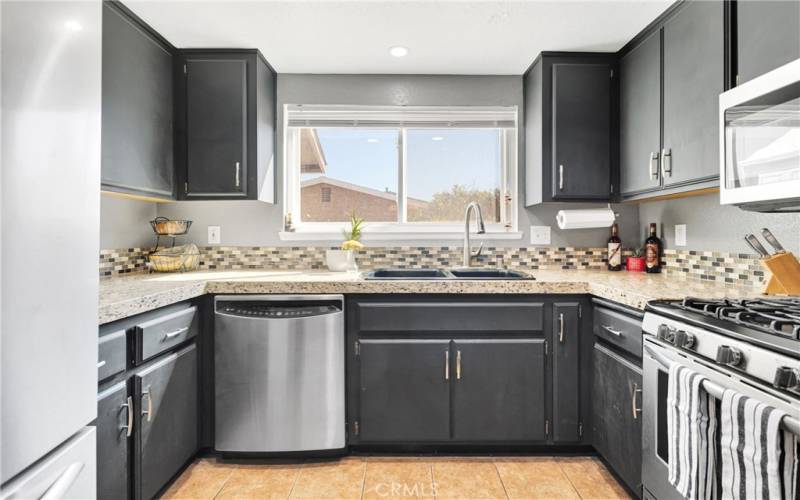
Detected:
left=406, top=129, right=502, bottom=223
left=299, top=128, right=399, bottom=222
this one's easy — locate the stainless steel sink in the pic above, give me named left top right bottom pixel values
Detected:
left=363, top=268, right=533, bottom=280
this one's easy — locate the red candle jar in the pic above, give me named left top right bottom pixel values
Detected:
left=626, top=256, right=646, bottom=272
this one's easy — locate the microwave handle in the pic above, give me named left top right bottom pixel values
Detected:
left=661, top=148, right=672, bottom=178
left=649, top=151, right=660, bottom=180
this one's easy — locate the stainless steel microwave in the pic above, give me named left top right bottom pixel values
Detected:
left=719, top=58, right=800, bottom=212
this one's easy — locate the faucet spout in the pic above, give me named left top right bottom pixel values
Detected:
left=463, top=201, right=486, bottom=267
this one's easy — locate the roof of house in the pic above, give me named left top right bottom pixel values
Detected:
left=301, top=176, right=428, bottom=206
left=300, top=129, right=327, bottom=174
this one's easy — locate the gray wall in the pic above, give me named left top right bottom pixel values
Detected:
left=156, top=74, right=640, bottom=248
left=100, top=195, right=157, bottom=248
left=638, top=193, right=800, bottom=255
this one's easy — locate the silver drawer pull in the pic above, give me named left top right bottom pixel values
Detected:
left=601, top=324, right=623, bottom=337
left=97, top=360, right=107, bottom=368
left=120, top=396, right=134, bottom=437
left=444, top=351, right=449, bottom=381
left=631, top=383, right=642, bottom=419
left=559, top=313, right=565, bottom=343
left=142, top=387, right=153, bottom=422
left=661, top=148, right=672, bottom=178
left=456, top=350, right=462, bottom=380
left=559, top=164, right=564, bottom=191
left=235, top=161, right=241, bottom=187
left=162, top=327, right=189, bottom=341
left=649, top=151, right=660, bottom=180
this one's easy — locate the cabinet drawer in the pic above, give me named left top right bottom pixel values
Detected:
left=98, top=329, right=126, bottom=382
left=355, top=301, right=544, bottom=333
left=135, top=305, right=198, bottom=363
left=593, top=306, right=642, bottom=358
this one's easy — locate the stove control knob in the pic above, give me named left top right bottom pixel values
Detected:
left=657, top=324, right=674, bottom=343
left=715, top=345, right=743, bottom=367
left=773, top=367, right=800, bottom=391
left=673, top=330, right=695, bottom=349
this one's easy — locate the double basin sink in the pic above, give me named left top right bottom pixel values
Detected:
left=364, top=268, right=534, bottom=280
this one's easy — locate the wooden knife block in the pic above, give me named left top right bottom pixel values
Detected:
left=762, top=252, right=800, bottom=296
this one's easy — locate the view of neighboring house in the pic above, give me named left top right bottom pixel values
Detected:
left=301, top=176, right=429, bottom=222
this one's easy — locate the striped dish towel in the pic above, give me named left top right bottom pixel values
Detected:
left=720, top=389, right=798, bottom=500
left=667, top=362, right=717, bottom=500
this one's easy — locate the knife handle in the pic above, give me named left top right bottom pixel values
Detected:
left=745, top=234, right=770, bottom=258
left=761, top=228, right=785, bottom=254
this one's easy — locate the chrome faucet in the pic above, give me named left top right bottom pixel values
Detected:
left=463, top=201, right=486, bottom=267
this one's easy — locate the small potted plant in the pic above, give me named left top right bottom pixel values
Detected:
left=626, top=247, right=646, bottom=272
left=326, top=213, right=364, bottom=272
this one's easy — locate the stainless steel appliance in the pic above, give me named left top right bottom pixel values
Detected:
left=642, top=298, right=800, bottom=499
left=1, top=1, right=101, bottom=497
left=214, top=295, right=346, bottom=453
left=719, top=58, right=800, bottom=212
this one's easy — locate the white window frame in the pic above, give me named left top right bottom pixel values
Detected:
left=280, top=105, right=521, bottom=241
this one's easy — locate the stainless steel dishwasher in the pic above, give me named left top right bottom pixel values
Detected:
left=214, top=295, right=345, bottom=453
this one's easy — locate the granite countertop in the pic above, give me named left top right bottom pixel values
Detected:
left=98, top=269, right=766, bottom=325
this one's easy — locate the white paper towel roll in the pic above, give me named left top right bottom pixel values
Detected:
left=555, top=208, right=616, bottom=230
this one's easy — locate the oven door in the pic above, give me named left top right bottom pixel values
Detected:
left=719, top=58, right=800, bottom=212
left=642, top=337, right=799, bottom=499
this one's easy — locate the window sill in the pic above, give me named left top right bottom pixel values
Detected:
left=278, top=230, right=523, bottom=242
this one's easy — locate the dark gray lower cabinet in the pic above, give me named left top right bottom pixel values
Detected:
left=135, top=343, right=198, bottom=500
left=358, top=339, right=450, bottom=442
left=592, top=343, right=642, bottom=495
left=452, top=339, right=545, bottom=442
left=97, top=381, right=131, bottom=500
left=552, top=303, right=581, bottom=442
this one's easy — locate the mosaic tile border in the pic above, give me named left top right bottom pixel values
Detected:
left=662, top=249, right=766, bottom=287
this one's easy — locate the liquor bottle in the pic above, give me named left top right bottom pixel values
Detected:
left=607, top=223, right=622, bottom=271
left=645, top=223, right=662, bottom=273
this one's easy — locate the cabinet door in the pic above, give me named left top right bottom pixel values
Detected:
left=135, top=344, right=198, bottom=500
left=553, top=303, right=581, bottom=442
left=620, top=31, right=662, bottom=197
left=592, top=343, right=642, bottom=495
left=551, top=63, right=612, bottom=200
left=101, top=2, right=174, bottom=199
left=452, top=339, right=546, bottom=442
left=662, top=0, right=724, bottom=188
left=185, top=58, right=248, bottom=197
left=357, top=339, right=450, bottom=442
left=737, top=0, right=800, bottom=85
left=97, top=381, right=131, bottom=500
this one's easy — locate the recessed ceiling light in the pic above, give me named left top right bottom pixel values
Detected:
left=367, top=138, right=379, bottom=143
left=389, top=46, right=409, bottom=58
left=431, top=136, right=445, bottom=141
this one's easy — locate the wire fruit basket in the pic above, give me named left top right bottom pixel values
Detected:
left=147, top=218, right=199, bottom=272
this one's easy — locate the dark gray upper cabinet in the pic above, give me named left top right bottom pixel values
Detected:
left=97, top=381, right=130, bottom=500
left=592, top=343, right=642, bottom=495
left=736, top=0, right=800, bottom=85
left=357, top=339, right=451, bottom=442
left=101, top=2, right=175, bottom=200
left=452, top=339, right=546, bottom=442
left=619, top=31, right=662, bottom=197
left=179, top=50, right=276, bottom=201
left=661, top=0, right=724, bottom=189
left=552, top=302, right=581, bottom=442
left=134, top=344, right=197, bottom=500
left=525, top=53, right=617, bottom=205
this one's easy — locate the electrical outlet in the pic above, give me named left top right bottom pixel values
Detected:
left=207, top=226, right=221, bottom=244
left=530, top=225, right=551, bottom=245
left=675, top=224, right=687, bottom=246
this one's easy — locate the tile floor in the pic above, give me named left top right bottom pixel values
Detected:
left=162, top=455, right=631, bottom=499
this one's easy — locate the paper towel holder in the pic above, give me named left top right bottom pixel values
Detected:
left=555, top=204, right=619, bottom=230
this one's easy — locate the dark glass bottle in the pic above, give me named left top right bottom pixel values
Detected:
left=607, top=223, right=622, bottom=271
left=645, top=223, right=662, bottom=273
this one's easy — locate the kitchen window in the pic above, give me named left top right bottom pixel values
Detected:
left=282, top=105, right=519, bottom=240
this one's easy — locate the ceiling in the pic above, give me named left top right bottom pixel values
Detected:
left=126, top=0, right=672, bottom=75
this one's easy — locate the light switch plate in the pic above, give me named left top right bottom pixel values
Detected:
left=208, top=226, right=221, bottom=244
left=675, top=224, right=687, bottom=246
left=530, top=225, right=551, bottom=245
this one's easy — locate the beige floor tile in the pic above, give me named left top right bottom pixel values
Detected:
left=495, top=458, right=579, bottom=500
left=289, top=457, right=366, bottom=499
left=161, top=459, right=237, bottom=500
left=362, top=460, right=434, bottom=499
left=431, top=461, right=507, bottom=499
left=558, top=458, right=630, bottom=500
left=215, top=463, right=301, bottom=499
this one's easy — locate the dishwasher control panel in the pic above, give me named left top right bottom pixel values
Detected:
left=218, top=303, right=340, bottom=318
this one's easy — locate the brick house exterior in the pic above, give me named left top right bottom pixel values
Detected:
left=300, top=177, right=428, bottom=222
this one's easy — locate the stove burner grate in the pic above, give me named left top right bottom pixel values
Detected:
left=680, top=297, right=800, bottom=339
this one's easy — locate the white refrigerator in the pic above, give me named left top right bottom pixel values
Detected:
left=1, top=1, right=101, bottom=497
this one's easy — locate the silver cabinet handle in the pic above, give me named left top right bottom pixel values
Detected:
left=456, top=350, right=462, bottom=380
left=444, top=351, right=449, bottom=381
left=141, top=386, right=153, bottom=422
left=649, top=151, right=660, bottom=180
left=601, top=324, right=623, bottom=337
left=40, top=462, right=85, bottom=500
left=631, top=383, right=642, bottom=419
left=162, top=326, right=189, bottom=341
left=558, top=164, right=564, bottom=191
left=97, top=360, right=107, bottom=368
left=660, top=148, right=672, bottom=178
left=559, top=313, right=565, bottom=343
left=235, top=161, right=241, bottom=187
left=120, top=396, right=134, bottom=437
